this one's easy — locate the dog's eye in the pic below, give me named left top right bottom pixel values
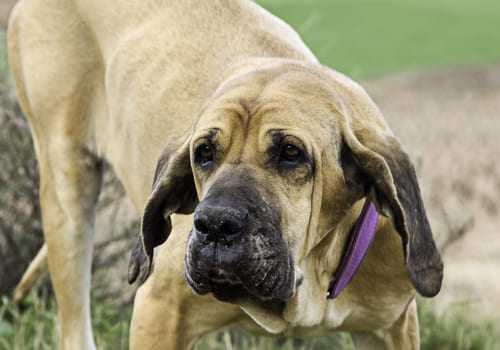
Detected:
left=280, top=144, right=303, bottom=164
left=195, top=144, right=214, bottom=167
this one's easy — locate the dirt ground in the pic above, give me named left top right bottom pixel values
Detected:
left=0, top=0, right=16, bottom=31
left=363, top=65, right=500, bottom=319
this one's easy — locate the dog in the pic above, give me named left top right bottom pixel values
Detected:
left=8, top=0, right=443, bottom=349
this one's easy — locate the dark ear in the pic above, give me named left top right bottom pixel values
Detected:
left=128, top=137, right=198, bottom=284
left=341, top=124, right=443, bottom=297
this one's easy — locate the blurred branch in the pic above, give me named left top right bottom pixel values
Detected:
left=439, top=208, right=474, bottom=254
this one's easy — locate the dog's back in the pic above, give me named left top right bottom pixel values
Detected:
left=8, top=0, right=316, bottom=208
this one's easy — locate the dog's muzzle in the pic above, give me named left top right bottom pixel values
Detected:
left=184, top=184, right=295, bottom=303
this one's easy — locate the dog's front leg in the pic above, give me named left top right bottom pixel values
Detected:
left=350, top=298, right=419, bottom=350
left=8, top=2, right=108, bottom=348
left=36, top=147, right=103, bottom=350
left=130, top=215, right=243, bottom=350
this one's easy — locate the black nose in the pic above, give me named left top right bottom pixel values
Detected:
left=194, top=204, right=248, bottom=242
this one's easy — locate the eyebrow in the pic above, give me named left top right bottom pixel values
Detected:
left=197, top=128, right=221, bottom=140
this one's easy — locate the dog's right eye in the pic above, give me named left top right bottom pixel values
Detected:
left=195, top=144, right=214, bottom=168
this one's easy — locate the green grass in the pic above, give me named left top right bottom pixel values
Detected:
left=418, top=300, right=500, bottom=350
left=2, top=293, right=500, bottom=350
left=0, top=292, right=131, bottom=350
left=257, top=0, right=500, bottom=78
left=0, top=31, right=9, bottom=80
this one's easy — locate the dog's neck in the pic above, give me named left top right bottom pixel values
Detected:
left=326, top=199, right=379, bottom=299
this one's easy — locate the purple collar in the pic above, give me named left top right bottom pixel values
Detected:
left=327, top=199, right=379, bottom=299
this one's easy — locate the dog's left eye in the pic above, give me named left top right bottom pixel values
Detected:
left=280, top=143, right=303, bottom=164
left=195, top=144, right=214, bottom=167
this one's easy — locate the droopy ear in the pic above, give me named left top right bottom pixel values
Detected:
left=341, top=123, right=444, bottom=297
left=128, top=136, right=198, bottom=284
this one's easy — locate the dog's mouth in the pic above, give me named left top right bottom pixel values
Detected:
left=184, top=228, right=295, bottom=304
left=185, top=265, right=244, bottom=301
left=185, top=266, right=250, bottom=303
left=185, top=266, right=292, bottom=314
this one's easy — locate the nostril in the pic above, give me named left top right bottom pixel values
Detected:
left=220, top=219, right=243, bottom=236
left=193, top=206, right=248, bottom=240
left=193, top=214, right=210, bottom=234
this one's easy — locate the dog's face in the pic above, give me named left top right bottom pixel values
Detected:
left=184, top=71, right=324, bottom=303
left=128, top=62, right=443, bottom=308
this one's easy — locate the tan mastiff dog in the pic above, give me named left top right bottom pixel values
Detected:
left=8, top=0, right=443, bottom=349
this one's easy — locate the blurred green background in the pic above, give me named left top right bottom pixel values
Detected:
left=257, top=0, right=500, bottom=78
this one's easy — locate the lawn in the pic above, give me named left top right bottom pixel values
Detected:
left=257, top=0, right=500, bottom=78
left=2, top=293, right=500, bottom=350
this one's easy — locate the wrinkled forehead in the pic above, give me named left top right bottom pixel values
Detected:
left=194, top=64, right=343, bottom=144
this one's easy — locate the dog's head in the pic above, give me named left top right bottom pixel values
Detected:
left=128, top=61, right=443, bottom=308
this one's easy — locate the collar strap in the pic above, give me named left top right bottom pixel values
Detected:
left=327, top=199, right=379, bottom=299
